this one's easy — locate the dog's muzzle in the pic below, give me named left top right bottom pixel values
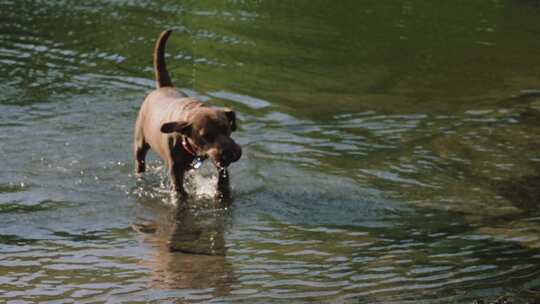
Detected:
left=215, top=144, right=242, bottom=168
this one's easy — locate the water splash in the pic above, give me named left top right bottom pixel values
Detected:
left=186, top=161, right=219, bottom=200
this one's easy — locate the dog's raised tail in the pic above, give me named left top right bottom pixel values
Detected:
left=153, top=29, right=173, bottom=88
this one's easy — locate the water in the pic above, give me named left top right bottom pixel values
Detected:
left=1, top=0, right=540, bottom=303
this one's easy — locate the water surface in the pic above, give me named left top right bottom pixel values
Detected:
left=1, top=0, right=540, bottom=303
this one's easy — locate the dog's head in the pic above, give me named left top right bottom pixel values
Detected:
left=160, top=107, right=242, bottom=169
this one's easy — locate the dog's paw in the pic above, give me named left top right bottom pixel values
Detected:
left=169, top=191, right=190, bottom=206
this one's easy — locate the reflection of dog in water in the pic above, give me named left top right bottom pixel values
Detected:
left=133, top=29, right=242, bottom=201
left=133, top=201, right=234, bottom=294
left=133, top=200, right=228, bottom=255
left=169, top=203, right=227, bottom=255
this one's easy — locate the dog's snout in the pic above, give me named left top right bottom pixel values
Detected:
left=223, top=150, right=234, bottom=163
left=218, top=144, right=242, bottom=166
left=233, top=145, right=242, bottom=162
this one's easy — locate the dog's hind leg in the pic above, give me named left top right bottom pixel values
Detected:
left=134, top=114, right=150, bottom=174
left=134, top=142, right=150, bottom=174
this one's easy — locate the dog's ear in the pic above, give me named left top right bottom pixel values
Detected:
left=160, top=121, right=192, bottom=135
left=223, top=108, right=237, bottom=132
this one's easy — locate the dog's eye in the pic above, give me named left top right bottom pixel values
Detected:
left=196, top=135, right=207, bottom=145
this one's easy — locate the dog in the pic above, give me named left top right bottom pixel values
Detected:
left=133, top=30, right=242, bottom=201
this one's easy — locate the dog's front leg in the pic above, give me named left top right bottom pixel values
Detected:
left=216, top=168, right=231, bottom=202
left=169, top=161, right=187, bottom=197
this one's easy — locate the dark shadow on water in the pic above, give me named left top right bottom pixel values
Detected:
left=493, top=170, right=540, bottom=214
left=0, top=234, right=40, bottom=245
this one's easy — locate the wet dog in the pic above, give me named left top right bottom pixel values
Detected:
left=133, top=30, right=241, bottom=200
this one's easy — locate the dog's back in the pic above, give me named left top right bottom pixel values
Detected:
left=135, top=30, right=197, bottom=159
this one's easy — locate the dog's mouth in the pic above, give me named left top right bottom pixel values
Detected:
left=212, top=155, right=237, bottom=171
left=206, top=145, right=242, bottom=171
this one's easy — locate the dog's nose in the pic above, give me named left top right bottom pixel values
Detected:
left=221, top=146, right=241, bottom=165
left=222, top=150, right=235, bottom=164
left=233, top=145, right=242, bottom=162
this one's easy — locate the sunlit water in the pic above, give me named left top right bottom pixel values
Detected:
left=1, top=0, right=540, bottom=303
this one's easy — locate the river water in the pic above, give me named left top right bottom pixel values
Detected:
left=1, top=0, right=540, bottom=303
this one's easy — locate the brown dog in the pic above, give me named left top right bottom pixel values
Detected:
left=133, top=30, right=242, bottom=200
